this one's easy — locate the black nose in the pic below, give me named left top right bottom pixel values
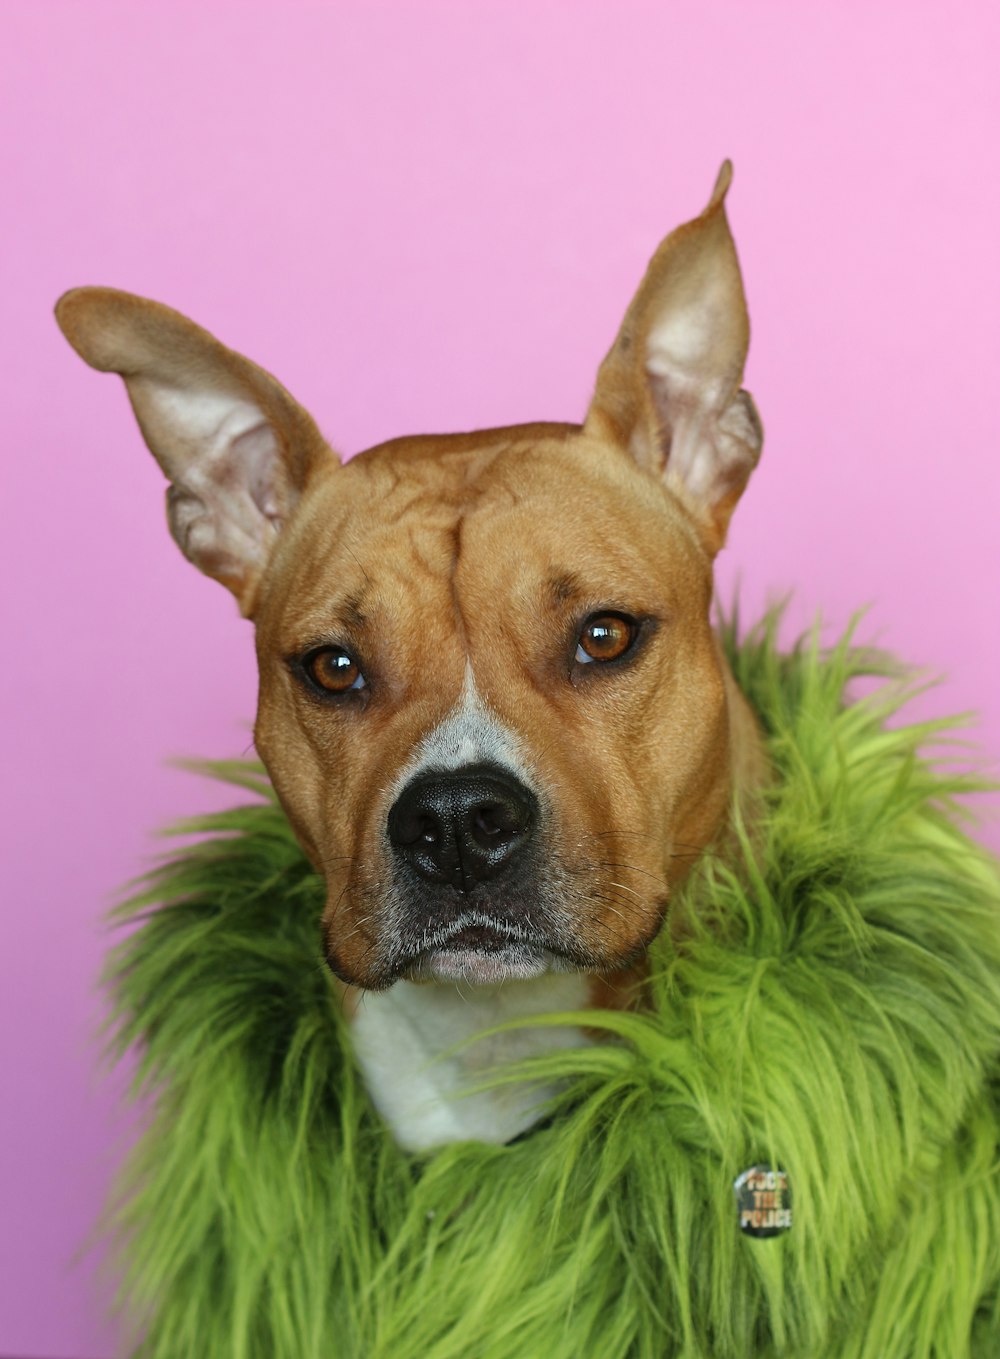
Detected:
left=388, top=764, right=537, bottom=892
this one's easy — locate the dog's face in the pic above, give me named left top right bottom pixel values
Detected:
left=253, top=425, right=732, bottom=989
left=57, top=163, right=761, bottom=992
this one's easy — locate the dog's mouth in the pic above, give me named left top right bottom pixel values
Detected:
left=326, top=884, right=671, bottom=991
left=399, top=911, right=572, bottom=985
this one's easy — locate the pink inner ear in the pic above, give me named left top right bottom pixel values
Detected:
left=231, top=421, right=290, bottom=527
left=56, top=285, right=335, bottom=614
left=163, top=415, right=290, bottom=594
left=637, top=271, right=760, bottom=535
left=648, top=371, right=762, bottom=541
left=129, top=373, right=293, bottom=607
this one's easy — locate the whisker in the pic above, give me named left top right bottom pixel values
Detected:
left=607, top=880, right=646, bottom=903
left=669, top=848, right=716, bottom=863
left=593, top=860, right=671, bottom=891
left=587, top=891, right=631, bottom=926
left=586, top=830, right=660, bottom=841
left=579, top=912, right=634, bottom=951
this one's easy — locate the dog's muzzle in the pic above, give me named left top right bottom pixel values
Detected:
left=382, top=763, right=557, bottom=983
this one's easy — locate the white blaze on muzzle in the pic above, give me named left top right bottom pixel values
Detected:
left=399, top=663, right=535, bottom=789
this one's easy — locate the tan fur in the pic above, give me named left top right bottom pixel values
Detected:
left=56, top=163, right=768, bottom=1142
left=250, top=423, right=757, bottom=988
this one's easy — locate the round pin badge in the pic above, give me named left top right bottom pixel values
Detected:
left=733, top=1164, right=792, bottom=1238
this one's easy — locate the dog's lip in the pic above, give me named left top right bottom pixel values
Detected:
left=395, top=911, right=565, bottom=981
left=405, top=920, right=549, bottom=968
left=335, top=896, right=672, bottom=990
left=399, top=929, right=554, bottom=983
left=396, top=906, right=663, bottom=977
left=430, top=921, right=528, bottom=952
left=405, top=910, right=533, bottom=951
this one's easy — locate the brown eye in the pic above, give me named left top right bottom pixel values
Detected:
left=302, top=646, right=366, bottom=695
left=575, top=613, right=638, bottom=664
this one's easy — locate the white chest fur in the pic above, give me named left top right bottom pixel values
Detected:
left=349, top=973, right=593, bottom=1152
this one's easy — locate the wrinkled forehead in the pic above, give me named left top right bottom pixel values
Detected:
left=457, top=459, right=709, bottom=617
left=259, top=428, right=709, bottom=647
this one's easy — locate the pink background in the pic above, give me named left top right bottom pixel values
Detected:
left=3, top=3, right=999, bottom=1355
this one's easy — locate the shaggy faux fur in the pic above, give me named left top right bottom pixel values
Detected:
left=105, top=614, right=1000, bottom=1357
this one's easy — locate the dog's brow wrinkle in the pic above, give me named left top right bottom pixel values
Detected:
left=445, top=513, right=471, bottom=650
left=547, top=571, right=584, bottom=606
left=341, top=592, right=367, bottom=628
left=402, top=521, right=455, bottom=581
left=344, top=545, right=372, bottom=590
left=396, top=485, right=455, bottom=516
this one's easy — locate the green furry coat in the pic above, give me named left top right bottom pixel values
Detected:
left=106, top=618, right=1000, bottom=1357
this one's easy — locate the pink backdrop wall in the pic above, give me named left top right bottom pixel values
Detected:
left=4, top=3, right=999, bottom=1355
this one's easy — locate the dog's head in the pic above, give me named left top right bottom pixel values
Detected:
left=57, top=163, right=762, bottom=991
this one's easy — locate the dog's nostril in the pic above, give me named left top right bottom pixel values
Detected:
left=391, top=806, right=442, bottom=848
left=473, top=807, right=501, bottom=837
left=471, top=803, right=520, bottom=845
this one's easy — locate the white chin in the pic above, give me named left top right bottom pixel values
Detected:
left=415, top=947, right=552, bottom=985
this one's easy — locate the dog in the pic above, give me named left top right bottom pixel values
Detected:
left=57, top=162, right=768, bottom=1152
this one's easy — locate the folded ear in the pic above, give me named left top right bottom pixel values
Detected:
left=55, top=287, right=335, bottom=615
left=584, top=162, right=762, bottom=552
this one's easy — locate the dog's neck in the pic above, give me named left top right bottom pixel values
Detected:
left=349, top=971, right=594, bottom=1150
left=346, top=655, right=766, bottom=1153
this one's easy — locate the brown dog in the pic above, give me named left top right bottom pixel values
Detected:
left=57, top=163, right=766, bottom=1150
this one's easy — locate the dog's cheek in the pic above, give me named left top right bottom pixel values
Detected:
left=650, top=654, right=733, bottom=876
left=252, top=671, right=369, bottom=861
left=310, top=708, right=446, bottom=978
left=503, top=712, right=664, bottom=964
left=255, top=721, right=397, bottom=986
left=252, top=707, right=331, bottom=870
left=564, top=642, right=730, bottom=908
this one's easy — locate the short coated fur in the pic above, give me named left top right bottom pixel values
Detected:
left=57, top=163, right=768, bottom=1149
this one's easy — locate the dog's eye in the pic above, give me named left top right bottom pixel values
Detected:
left=575, top=613, right=638, bottom=664
left=301, top=646, right=366, bottom=695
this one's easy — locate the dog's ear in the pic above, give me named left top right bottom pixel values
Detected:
left=55, top=288, right=334, bottom=616
left=584, top=161, right=762, bottom=552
